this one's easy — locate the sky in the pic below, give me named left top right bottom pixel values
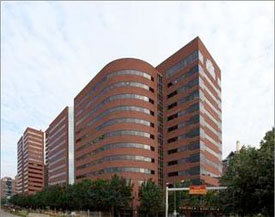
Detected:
left=1, top=1, right=274, bottom=178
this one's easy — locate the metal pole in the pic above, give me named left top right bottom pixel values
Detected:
left=173, top=188, right=176, bottom=216
left=165, top=185, right=169, bottom=217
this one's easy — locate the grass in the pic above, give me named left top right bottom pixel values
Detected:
left=16, top=210, right=28, bottom=217
left=1, top=207, right=28, bottom=217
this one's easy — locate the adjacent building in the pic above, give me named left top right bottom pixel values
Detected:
left=17, top=127, right=44, bottom=195
left=74, top=59, right=159, bottom=210
left=45, top=106, right=74, bottom=186
left=0, top=177, right=16, bottom=199
left=157, top=37, right=222, bottom=186
left=222, top=141, right=241, bottom=174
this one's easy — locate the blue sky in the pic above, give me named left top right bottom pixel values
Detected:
left=1, top=1, right=274, bottom=178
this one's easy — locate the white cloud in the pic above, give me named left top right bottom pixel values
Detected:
left=1, top=1, right=274, bottom=177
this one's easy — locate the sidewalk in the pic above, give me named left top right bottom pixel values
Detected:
left=27, top=213, right=51, bottom=217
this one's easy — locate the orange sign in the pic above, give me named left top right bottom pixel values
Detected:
left=189, top=185, right=207, bottom=195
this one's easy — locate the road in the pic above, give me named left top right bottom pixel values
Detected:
left=0, top=208, right=18, bottom=217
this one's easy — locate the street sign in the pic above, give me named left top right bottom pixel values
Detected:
left=189, top=185, right=207, bottom=195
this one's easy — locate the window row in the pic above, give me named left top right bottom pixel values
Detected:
left=76, top=81, right=154, bottom=117
left=26, top=131, right=43, bottom=137
left=47, top=132, right=66, bottom=149
left=199, top=77, right=221, bottom=105
left=48, top=148, right=66, bottom=161
left=200, top=90, right=221, bottom=119
left=168, top=141, right=200, bottom=155
left=77, top=155, right=154, bottom=170
left=199, top=65, right=221, bottom=98
left=76, top=167, right=155, bottom=179
left=107, top=70, right=153, bottom=81
left=201, top=154, right=222, bottom=172
left=167, top=128, right=199, bottom=143
left=167, top=166, right=200, bottom=177
left=201, top=143, right=221, bottom=160
left=48, top=124, right=66, bottom=142
left=166, top=51, right=199, bottom=78
left=82, top=106, right=154, bottom=131
left=167, top=90, right=199, bottom=110
left=167, top=78, right=199, bottom=99
left=201, top=103, right=220, bottom=127
left=168, top=115, right=199, bottom=132
left=96, top=118, right=154, bottom=131
left=167, top=153, right=200, bottom=166
left=201, top=167, right=219, bottom=177
left=77, top=70, right=153, bottom=108
left=48, top=116, right=66, bottom=134
left=25, top=135, right=43, bottom=143
left=76, top=94, right=154, bottom=126
left=76, top=142, right=154, bottom=161
left=76, top=130, right=155, bottom=152
left=167, top=103, right=199, bottom=122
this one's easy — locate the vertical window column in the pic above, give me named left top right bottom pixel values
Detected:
left=157, top=74, right=164, bottom=186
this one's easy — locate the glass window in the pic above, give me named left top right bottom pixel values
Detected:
left=76, top=130, right=155, bottom=152
left=84, top=105, right=153, bottom=128
left=96, top=118, right=153, bottom=131
left=76, top=70, right=153, bottom=109
left=76, top=167, right=155, bottom=179
left=76, top=81, right=154, bottom=117
left=76, top=94, right=154, bottom=126
left=77, top=155, right=155, bottom=170
left=166, top=51, right=199, bottom=78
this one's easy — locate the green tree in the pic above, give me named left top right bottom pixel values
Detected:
left=107, top=175, right=133, bottom=216
left=255, top=128, right=274, bottom=216
left=138, top=180, right=164, bottom=217
left=220, top=128, right=274, bottom=216
left=87, top=179, right=110, bottom=211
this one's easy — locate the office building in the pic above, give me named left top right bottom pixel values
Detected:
left=45, top=106, right=74, bottom=186
left=17, top=127, right=44, bottom=195
left=157, top=37, right=222, bottom=186
left=74, top=37, right=222, bottom=212
left=15, top=37, right=221, bottom=214
left=0, top=177, right=16, bottom=199
left=74, top=59, right=160, bottom=210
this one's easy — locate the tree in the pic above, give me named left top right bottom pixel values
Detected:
left=138, top=179, right=164, bottom=217
left=107, top=175, right=133, bottom=216
left=87, top=179, right=110, bottom=211
left=255, top=128, right=274, bottom=216
left=220, top=128, right=274, bottom=216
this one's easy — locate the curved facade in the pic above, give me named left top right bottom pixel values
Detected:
left=74, top=58, right=160, bottom=205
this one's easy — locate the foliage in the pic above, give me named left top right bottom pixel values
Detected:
left=138, top=179, right=164, bottom=216
left=220, top=127, right=274, bottom=216
left=107, top=174, right=133, bottom=215
left=9, top=175, right=133, bottom=213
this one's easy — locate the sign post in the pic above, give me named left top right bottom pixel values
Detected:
left=189, top=185, right=207, bottom=195
left=165, top=186, right=227, bottom=217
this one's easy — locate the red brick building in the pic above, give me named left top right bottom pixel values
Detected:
left=74, top=58, right=160, bottom=210
left=0, top=177, right=16, bottom=199
left=45, top=106, right=74, bottom=186
left=157, top=37, right=222, bottom=187
left=15, top=36, right=222, bottom=214
left=74, top=37, right=222, bottom=212
left=17, top=127, right=44, bottom=195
